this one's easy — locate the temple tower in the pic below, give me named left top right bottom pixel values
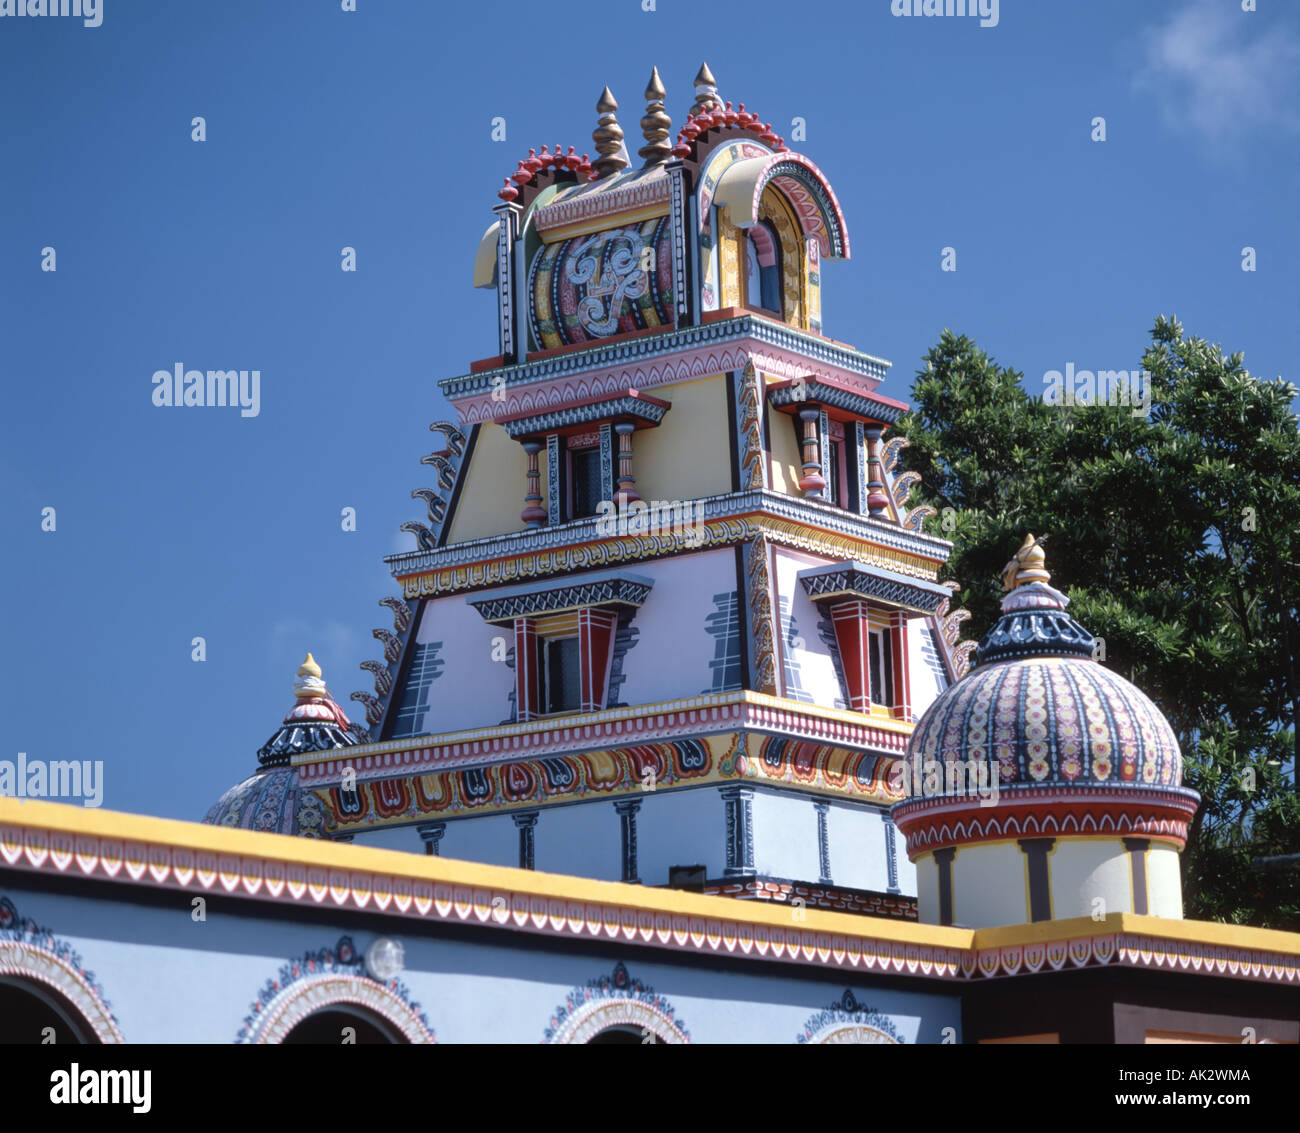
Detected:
left=209, top=66, right=969, bottom=919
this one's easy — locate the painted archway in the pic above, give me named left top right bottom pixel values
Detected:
left=236, top=935, right=436, bottom=1044
left=0, top=896, right=123, bottom=1044
left=544, top=962, right=690, bottom=1044
left=796, top=989, right=904, bottom=1044
left=246, top=973, right=436, bottom=1044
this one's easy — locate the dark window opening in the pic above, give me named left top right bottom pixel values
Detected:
left=569, top=445, right=605, bottom=520
left=542, top=635, right=581, bottom=714
left=826, top=439, right=842, bottom=507
left=869, top=628, right=893, bottom=707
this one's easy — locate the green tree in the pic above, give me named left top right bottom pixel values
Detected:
left=896, top=320, right=1299, bottom=928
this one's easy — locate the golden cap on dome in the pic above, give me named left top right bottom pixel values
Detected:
left=1001, top=534, right=1051, bottom=592
left=294, top=652, right=328, bottom=699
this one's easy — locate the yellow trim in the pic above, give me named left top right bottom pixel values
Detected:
left=3, top=799, right=1298, bottom=959
left=975, top=912, right=1300, bottom=956
left=0, top=797, right=969, bottom=950
left=539, top=206, right=669, bottom=243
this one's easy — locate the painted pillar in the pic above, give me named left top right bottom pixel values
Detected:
left=666, top=158, right=692, bottom=328
left=863, top=425, right=889, bottom=518
left=814, top=800, right=832, bottom=884
left=521, top=440, right=546, bottom=529
left=890, top=609, right=912, bottom=721
left=493, top=200, right=523, bottom=362
left=796, top=406, right=826, bottom=499
left=417, top=822, right=447, bottom=857
left=828, top=599, right=871, bottom=712
left=722, top=785, right=755, bottom=876
left=577, top=607, right=619, bottom=712
left=514, top=811, right=539, bottom=870
left=883, top=812, right=901, bottom=894
left=615, top=799, right=641, bottom=883
left=514, top=617, right=540, bottom=722
left=613, top=421, right=640, bottom=506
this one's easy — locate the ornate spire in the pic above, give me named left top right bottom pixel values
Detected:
left=638, top=66, right=672, bottom=165
left=258, top=653, right=358, bottom=766
left=692, top=61, right=721, bottom=115
left=1001, top=533, right=1051, bottom=593
left=592, top=86, right=628, bottom=179
left=294, top=652, right=327, bottom=699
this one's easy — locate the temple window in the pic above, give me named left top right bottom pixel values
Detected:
left=541, top=634, right=582, bottom=715
left=567, top=438, right=607, bottom=521
left=824, top=419, right=848, bottom=508
left=868, top=627, right=894, bottom=707
left=468, top=572, right=654, bottom=722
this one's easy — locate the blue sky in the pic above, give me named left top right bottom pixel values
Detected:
left=2, top=0, right=1297, bottom=821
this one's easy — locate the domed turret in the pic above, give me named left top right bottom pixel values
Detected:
left=891, top=537, right=1200, bottom=928
left=203, top=653, right=357, bottom=836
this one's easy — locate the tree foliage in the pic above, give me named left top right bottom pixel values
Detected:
left=896, top=319, right=1300, bottom=928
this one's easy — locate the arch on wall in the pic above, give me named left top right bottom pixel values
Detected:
left=236, top=935, right=436, bottom=1044
left=548, top=996, right=689, bottom=1045
left=796, top=989, right=905, bottom=1045
left=713, top=151, right=850, bottom=261
left=0, top=943, right=123, bottom=1044
left=0, top=896, right=123, bottom=1044
left=244, top=973, right=437, bottom=1045
left=543, top=961, right=690, bottom=1044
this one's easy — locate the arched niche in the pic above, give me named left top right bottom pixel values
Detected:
left=244, top=972, right=437, bottom=1045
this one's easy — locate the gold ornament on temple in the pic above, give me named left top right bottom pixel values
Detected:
left=639, top=66, right=672, bottom=165
left=1001, top=533, right=1051, bottom=592
left=592, top=86, right=628, bottom=178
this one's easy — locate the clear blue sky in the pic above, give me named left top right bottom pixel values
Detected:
left=2, top=0, right=1297, bottom=820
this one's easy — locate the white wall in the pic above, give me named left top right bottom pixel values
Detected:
left=636, top=786, right=726, bottom=886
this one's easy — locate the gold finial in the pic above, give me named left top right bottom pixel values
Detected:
left=294, top=652, right=328, bottom=698
left=1001, top=534, right=1051, bottom=592
left=592, top=86, right=628, bottom=179
left=639, top=66, right=672, bottom=165
left=692, top=62, right=721, bottom=116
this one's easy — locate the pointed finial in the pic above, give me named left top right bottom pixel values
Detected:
left=1001, top=534, right=1051, bottom=592
left=294, top=652, right=328, bottom=699
left=693, top=61, right=721, bottom=115
left=639, top=66, right=672, bottom=165
left=592, top=85, right=628, bottom=179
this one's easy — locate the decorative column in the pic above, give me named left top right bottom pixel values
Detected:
left=814, top=800, right=832, bottom=885
left=934, top=847, right=956, bottom=926
left=666, top=158, right=692, bottom=327
left=863, top=425, right=889, bottom=518
left=514, top=811, right=539, bottom=870
left=493, top=200, right=523, bottom=362
left=722, top=785, right=755, bottom=876
left=1123, top=837, right=1150, bottom=915
left=417, top=822, right=446, bottom=857
left=796, top=406, right=826, bottom=499
left=1018, top=838, right=1055, bottom=922
left=890, top=609, right=911, bottom=721
left=577, top=607, right=619, bottom=712
left=514, top=618, right=540, bottom=721
left=613, top=421, right=641, bottom=506
left=828, top=599, right=872, bottom=712
left=883, top=812, right=901, bottom=895
left=521, top=440, right=546, bottom=529
left=615, top=799, right=642, bottom=883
